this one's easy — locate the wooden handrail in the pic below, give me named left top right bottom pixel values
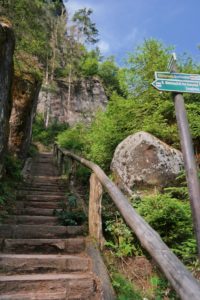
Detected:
left=53, top=143, right=200, bottom=300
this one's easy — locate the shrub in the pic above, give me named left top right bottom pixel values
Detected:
left=134, top=194, right=196, bottom=261
left=112, top=273, right=143, bottom=300
left=57, top=123, right=86, bottom=152
left=105, top=213, right=142, bottom=258
left=32, top=114, right=68, bottom=146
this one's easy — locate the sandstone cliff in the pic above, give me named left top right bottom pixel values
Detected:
left=9, top=75, right=41, bottom=159
left=37, top=78, right=108, bottom=126
left=0, top=22, right=15, bottom=174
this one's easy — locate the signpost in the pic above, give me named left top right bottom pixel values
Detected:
left=152, top=78, right=200, bottom=94
left=152, top=54, right=200, bottom=258
left=155, top=71, right=200, bottom=81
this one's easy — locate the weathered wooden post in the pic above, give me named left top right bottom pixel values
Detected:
left=152, top=54, right=200, bottom=257
left=174, top=93, right=200, bottom=256
left=58, top=151, right=64, bottom=175
left=89, top=173, right=105, bottom=249
left=69, top=159, right=77, bottom=187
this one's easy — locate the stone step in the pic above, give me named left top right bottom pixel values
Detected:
left=31, top=176, right=60, bottom=181
left=16, top=201, right=62, bottom=210
left=3, top=216, right=60, bottom=225
left=0, top=225, right=84, bottom=239
left=0, top=273, right=97, bottom=299
left=31, top=172, right=59, bottom=177
left=0, top=254, right=90, bottom=274
left=23, top=182, right=66, bottom=188
left=19, top=187, right=66, bottom=193
left=23, top=182, right=66, bottom=187
left=14, top=207, right=60, bottom=216
left=1, top=238, right=86, bottom=254
left=0, top=291, right=67, bottom=300
left=18, top=191, right=66, bottom=197
left=22, top=195, right=66, bottom=202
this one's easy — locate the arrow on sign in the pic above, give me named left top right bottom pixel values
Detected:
left=152, top=79, right=200, bottom=94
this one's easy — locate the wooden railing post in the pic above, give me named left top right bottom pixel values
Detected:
left=69, top=159, right=76, bottom=187
left=58, top=151, right=64, bottom=175
left=52, top=146, right=200, bottom=299
left=89, top=173, right=105, bottom=249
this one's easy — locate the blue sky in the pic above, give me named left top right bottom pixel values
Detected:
left=64, top=0, right=200, bottom=65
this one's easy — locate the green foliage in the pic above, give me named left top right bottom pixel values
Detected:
left=81, top=56, right=98, bottom=77
left=32, top=114, right=68, bottom=146
left=112, top=273, right=143, bottom=300
left=1, top=0, right=61, bottom=76
left=4, top=155, right=22, bottom=181
left=59, top=38, right=200, bottom=172
left=82, top=91, right=178, bottom=169
left=0, top=154, right=23, bottom=221
left=75, top=165, right=91, bottom=185
left=134, top=194, right=197, bottom=262
left=105, top=213, right=142, bottom=257
left=150, top=276, right=178, bottom=300
left=55, top=192, right=86, bottom=226
left=72, top=8, right=99, bottom=44
left=55, top=210, right=86, bottom=226
left=98, top=57, right=123, bottom=97
left=125, top=38, right=172, bottom=95
left=57, top=123, right=86, bottom=152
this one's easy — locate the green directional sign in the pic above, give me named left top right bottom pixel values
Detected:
left=152, top=79, right=200, bottom=94
left=155, top=72, right=200, bottom=81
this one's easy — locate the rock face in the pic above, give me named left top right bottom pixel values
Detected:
left=9, top=75, right=41, bottom=159
left=111, top=131, right=183, bottom=193
left=0, top=22, right=15, bottom=174
left=37, top=78, right=108, bottom=126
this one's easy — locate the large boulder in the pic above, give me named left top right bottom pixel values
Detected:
left=8, top=75, right=41, bottom=159
left=0, top=22, right=15, bottom=174
left=111, top=131, right=183, bottom=193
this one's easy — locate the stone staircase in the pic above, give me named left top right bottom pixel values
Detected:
left=0, top=153, right=102, bottom=299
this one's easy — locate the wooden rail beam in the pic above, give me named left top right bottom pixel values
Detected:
left=53, top=144, right=200, bottom=300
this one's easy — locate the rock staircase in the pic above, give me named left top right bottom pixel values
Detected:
left=0, top=153, right=102, bottom=299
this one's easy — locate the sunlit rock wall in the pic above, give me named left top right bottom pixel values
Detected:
left=37, top=78, right=108, bottom=126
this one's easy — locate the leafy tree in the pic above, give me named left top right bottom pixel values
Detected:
left=0, top=0, right=64, bottom=78
left=98, top=56, right=123, bottom=97
left=125, top=38, right=172, bottom=96
left=72, top=8, right=99, bottom=44
left=80, top=50, right=100, bottom=77
left=59, top=39, right=200, bottom=172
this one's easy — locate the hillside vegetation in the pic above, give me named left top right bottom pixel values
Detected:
left=1, top=1, right=200, bottom=299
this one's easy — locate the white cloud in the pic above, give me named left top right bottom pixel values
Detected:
left=125, top=28, right=139, bottom=43
left=98, top=40, right=110, bottom=54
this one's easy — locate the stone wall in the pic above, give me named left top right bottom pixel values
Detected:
left=9, top=75, right=41, bottom=159
left=0, top=22, right=15, bottom=174
left=37, top=78, right=108, bottom=126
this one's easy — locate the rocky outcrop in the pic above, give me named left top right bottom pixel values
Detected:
left=37, top=78, right=108, bottom=126
left=111, top=131, right=183, bottom=193
left=8, top=75, right=41, bottom=159
left=0, top=22, right=15, bottom=175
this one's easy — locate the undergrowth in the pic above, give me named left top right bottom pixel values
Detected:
left=54, top=192, right=87, bottom=226
left=0, top=155, right=23, bottom=222
left=112, top=273, right=143, bottom=300
left=32, top=114, right=68, bottom=148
